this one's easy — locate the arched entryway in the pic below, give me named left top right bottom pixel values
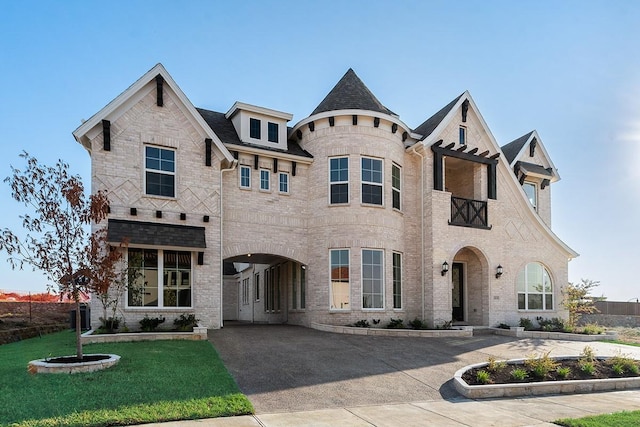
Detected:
left=451, top=246, right=490, bottom=326
left=223, top=253, right=306, bottom=325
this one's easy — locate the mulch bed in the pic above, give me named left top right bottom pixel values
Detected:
left=462, top=358, right=640, bottom=385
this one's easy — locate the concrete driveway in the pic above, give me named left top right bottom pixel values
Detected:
left=208, top=324, right=640, bottom=414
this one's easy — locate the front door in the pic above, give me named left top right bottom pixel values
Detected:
left=452, top=263, right=464, bottom=322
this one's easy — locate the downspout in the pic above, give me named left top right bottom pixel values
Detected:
left=220, top=158, right=238, bottom=328
left=411, top=144, right=425, bottom=320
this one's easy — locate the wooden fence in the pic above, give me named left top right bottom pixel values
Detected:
left=593, top=301, right=640, bottom=316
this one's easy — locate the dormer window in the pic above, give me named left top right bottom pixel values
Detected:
left=459, top=126, right=466, bottom=146
left=250, top=118, right=261, bottom=139
left=268, top=122, right=278, bottom=143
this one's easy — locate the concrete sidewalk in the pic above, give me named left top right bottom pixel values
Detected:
left=142, top=390, right=640, bottom=426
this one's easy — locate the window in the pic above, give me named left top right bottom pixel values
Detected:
left=362, top=249, right=383, bottom=309
left=517, top=262, right=553, bottom=310
left=459, top=126, right=467, bottom=146
left=393, top=252, right=402, bottom=309
left=254, top=273, right=260, bottom=301
left=523, top=182, right=537, bottom=210
left=250, top=118, right=261, bottom=139
left=329, top=157, right=349, bottom=204
left=392, top=163, right=401, bottom=210
left=127, top=248, right=192, bottom=308
left=330, top=249, right=350, bottom=310
left=268, top=122, right=278, bottom=142
left=239, top=166, right=251, bottom=189
left=260, top=169, right=270, bottom=191
left=242, top=278, right=250, bottom=305
left=292, top=264, right=297, bottom=310
left=361, top=157, right=383, bottom=205
left=279, top=172, right=289, bottom=193
left=300, top=265, right=306, bottom=309
left=145, top=146, right=175, bottom=197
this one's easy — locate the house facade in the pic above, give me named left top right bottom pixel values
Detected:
left=73, top=64, right=577, bottom=331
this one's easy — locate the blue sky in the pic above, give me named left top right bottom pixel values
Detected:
left=1, top=1, right=639, bottom=301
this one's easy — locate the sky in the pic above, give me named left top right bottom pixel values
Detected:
left=0, top=1, right=639, bottom=301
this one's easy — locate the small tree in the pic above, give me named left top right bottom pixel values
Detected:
left=0, top=152, right=109, bottom=360
left=89, top=228, right=129, bottom=332
left=563, top=278, right=600, bottom=330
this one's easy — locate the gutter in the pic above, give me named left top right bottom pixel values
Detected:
left=219, top=159, right=238, bottom=328
left=410, top=145, right=426, bottom=320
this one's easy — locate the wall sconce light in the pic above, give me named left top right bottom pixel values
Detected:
left=495, top=265, right=503, bottom=279
left=441, top=261, right=449, bottom=276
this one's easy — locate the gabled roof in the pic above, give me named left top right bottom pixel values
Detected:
left=73, top=63, right=234, bottom=164
left=501, top=131, right=534, bottom=164
left=310, top=68, right=395, bottom=116
left=501, top=130, right=560, bottom=182
left=197, top=108, right=313, bottom=159
left=413, top=93, right=465, bottom=141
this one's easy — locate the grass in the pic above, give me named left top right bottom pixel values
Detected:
left=0, top=330, right=253, bottom=426
left=556, top=410, right=640, bottom=426
left=602, top=339, right=640, bottom=348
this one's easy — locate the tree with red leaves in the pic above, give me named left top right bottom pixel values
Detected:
left=0, top=152, right=109, bottom=359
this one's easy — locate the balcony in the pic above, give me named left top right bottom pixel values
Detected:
left=450, top=196, right=491, bottom=229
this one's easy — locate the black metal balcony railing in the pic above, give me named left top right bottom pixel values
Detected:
left=450, top=196, right=490, bottom=229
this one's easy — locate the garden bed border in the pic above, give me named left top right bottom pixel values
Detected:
left=311, top=322, right=473, bottom=337
left=453, top=355, right=640, bottom=398
left=80, top=326, right=208, bottom=344
left=492, top=326, right=619, bottom=341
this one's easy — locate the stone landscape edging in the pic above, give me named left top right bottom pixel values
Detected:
left=453, top=355, right=640, bottom=398
left=28, top=354, right=120, bottom=374
left=311, top=322, right=473, bottom=337
left=492, top=327, right=619, bottom=341
left=80, top=326, right=208, bottom=344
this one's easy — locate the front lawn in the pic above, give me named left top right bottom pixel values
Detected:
left=556, top=410, right=640, bottom=426
left=0, top=330, right=253, bottom=426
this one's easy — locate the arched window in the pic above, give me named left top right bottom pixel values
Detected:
left=517, top=262, right=553, bottom=310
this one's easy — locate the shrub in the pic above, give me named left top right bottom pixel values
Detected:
left=612, top=363, right=625, bottom=376
left=140, top=315, right=165, bottom=332
left=435, top=319, right=452, bottom=330
left=580, top=361, right=596, bottom=375
left=607, top=352, right=639, bottom=375
left=409, top=318, right=428, bottom=330
left=99, top=316, right=120, bottom=332
left=556, top=366, right=571, bottom=378
left=519, top=318, right=534, bottom=330
left=496, top=323, right=511, bottom=329
left=386, top=318, right=405, bottom=329
left=353, top=319, right=370, bottom=328
left=524, top=351, right=559, bottom=379
left=510, top=368, right=528, bottom=381
left=476, top=370, right=491, bottom=384
left=173, top=313, right=200, bottom=331
left=486, top=357, right=507, bottom=372
left=580, top=345, right=597, bottom=363
left=372, top=319, right=381, bottom=326
left=536, top=317, right=566, bottom=332
left=581, top=323, right=605, bottom=335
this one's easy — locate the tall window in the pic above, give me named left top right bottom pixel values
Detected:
left=127, top=248, right=192, bottom=308
left=459, top=126, right=467, bottom=146
left=163, top=250, right=192, bottom=307
left=292, top=263, right=297, bottom=310
left=250, top=118, right=261, bottom=139
left=361, top=157, right=383, bottom=205
left=240, top=166, right=251, bottom=189
left=517, top=262, right=553, bottom=310
left=362, top=249, right=383, bottom=309
left=145, top=146, right=175, bottom=197
left=392, top=163, right=401, bottom=210
left=254, top=273, right=260, bottom=301
left=242, top=278, right=250, bottom=305
left=329, top=157, right=349, bottom=204
left=393, top=252, right=402, bottom=309
left=300, top=265, right=306, bottom=309
left=268, top=122, right=278, bottom=142
left=523, top=182, right=537, bottom=210
left=260, top=169, right=270, bottom=191
left=330, top=249, right=350, bottom=310
left=279, top=172, right=289, bottom=193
